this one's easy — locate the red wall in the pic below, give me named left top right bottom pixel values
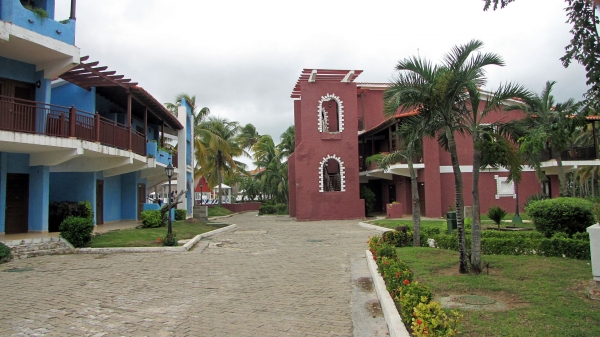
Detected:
left=288, top=153, right=297, bottom=217
left=221, top=203, right=262, bottom=213
left=292, top=80, right=365, bottom=220
left=358, top=89, right=387, bottom=131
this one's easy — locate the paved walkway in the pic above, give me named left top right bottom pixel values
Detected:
left=0, top=212, right=383, bottom=337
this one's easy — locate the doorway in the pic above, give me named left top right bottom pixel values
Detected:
left=417, top=183, right=426, bottom=215
left=137, top=183, right=146, bottom=220
left=96, top=180, right=104, bottom=225
left=5, top=173, right=29, bottom=234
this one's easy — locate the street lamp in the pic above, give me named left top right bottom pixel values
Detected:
left=165, top=163, right=174, bottom=237
left=200, top=182, right=203, bottom=205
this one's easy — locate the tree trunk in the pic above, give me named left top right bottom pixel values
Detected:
left=446, top=127, right=468, bottom=274
left=471, top=140, right=482, bottom=271
left=217, top=158, right=223, bottom=206
left=408, top=159, right=421, bottom=247
left=555, top=152, right=568, bottom=196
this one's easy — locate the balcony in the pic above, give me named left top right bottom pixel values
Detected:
left=0, top=95, right=146, bottom=156
left=0, top=0, right=75, bottom=44
left=146, top=141, right=173, bottom=166
left=540, top=146, right=597, bottom=162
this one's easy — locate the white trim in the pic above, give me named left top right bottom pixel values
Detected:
left=341, top=70, right=354, bottom=83
left=439, top=165, right=536, bottom=173
left=319, top=154, right=346, bottom=192
left=308, top=69, right=317, bottom=83
left=317, top=93, right=345, bottom=133
left=494, top=175, right=516, bottom=199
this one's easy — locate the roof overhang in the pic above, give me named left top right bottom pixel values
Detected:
left=290, top=69, right=363, bottom=99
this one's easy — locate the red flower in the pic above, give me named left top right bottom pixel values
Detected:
left=417, top=319, right=422, bottom=325
left=403, top=279, right=410, bottom=285
left=395, top=271, right=401, bottom=278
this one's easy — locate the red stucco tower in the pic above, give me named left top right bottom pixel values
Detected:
left=288, top=69, right=365, bottom=220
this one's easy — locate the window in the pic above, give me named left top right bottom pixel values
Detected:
left=319, top=155, right=346, bottom=192
left=318, top=94, right=344, bottom=133
left=494, top=175, right=515, bottom=199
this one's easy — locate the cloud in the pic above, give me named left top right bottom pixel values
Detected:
left=55, top=0, right=589, bottom=168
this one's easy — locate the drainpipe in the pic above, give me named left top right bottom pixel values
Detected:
left=70, top=0, right=77, bottom=20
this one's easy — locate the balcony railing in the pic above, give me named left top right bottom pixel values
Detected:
left=359, top=152, right=423, bottom=172
left=0, top=95, right=146, bottom=156
left=540, top=146, right=597, bottom=162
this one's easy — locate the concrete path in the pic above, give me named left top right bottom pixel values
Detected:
left=0, top=212, right=385, bottom=337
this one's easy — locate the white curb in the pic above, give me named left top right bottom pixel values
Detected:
left=78, top=224, right=237, bottom=254
left=365, top=250, right=411, bottom=337
left=358, top=222, right=393, bottom=232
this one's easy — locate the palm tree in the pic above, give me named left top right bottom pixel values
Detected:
left=253, top=135, right=289, bottom=204
left=370, top=118, right=424, bottom=247
left=195, top=117, right=246, bottom=205
left=383, top=40, right=506, bottom=274
left=509, top=81, right=584, bottom=196
left=238, top=123, right=260, bottom=155
left=464, top=82, right=532, bottom=270
left=277, top=125, right=295, bottom=158
left=165, top=93, right=210, bottom=126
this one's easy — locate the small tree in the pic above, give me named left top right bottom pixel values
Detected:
left=487, top=206, right=507, bottom=228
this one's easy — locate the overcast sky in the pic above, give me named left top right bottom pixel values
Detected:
left=55, top=0, right=588, bottom=167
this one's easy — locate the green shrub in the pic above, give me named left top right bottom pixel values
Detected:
left=0, top=242, right=12, bottom=263
left=487, top=206, right=507, bottom=228
left=538, top=237, right=590, bottom=259
left=524, top=193, right=549, bottom=209
left=381, top=230, right=411, bottom=247
left=593, top=203, right=600, bottom=223
left=397, top=281, right=433, bottom=322
left=526, top=197, right=595, bottom=237
left=175, top=209, right=187, bottom=221
left=374, top=243, right=397, bottom=260
left=59, top=216, right=94, bottom=248
left=140, top=210, right=163, bottom=228
left=258, top=204, right=276, bottom=215
left=572, top=232, right=590, bottom=241
left=464, top=217, right=472, bottom=229
left=360, top=186, right=376, bottom=215
left=162, top=234, right=178, bottom=246
left=412, top=301, right=462, bottom=337
left=49, top=201, right=93, bottom=232
left=378, top=257, right=413, bottom=292
left=275, top=203, right=288, bottom=215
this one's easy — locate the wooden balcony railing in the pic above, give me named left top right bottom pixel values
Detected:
left=0, top=95, right=146, bottom=156
left=540, top=146, right=598, bottom=162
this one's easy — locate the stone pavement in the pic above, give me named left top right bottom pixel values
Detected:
left=0, top=212, right=384, bottom=337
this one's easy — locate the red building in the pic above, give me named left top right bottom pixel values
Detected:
left=288, top=69, right=599, bottom=220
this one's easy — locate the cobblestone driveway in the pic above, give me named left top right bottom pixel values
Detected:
left=0, top=213, right=381, bottom=337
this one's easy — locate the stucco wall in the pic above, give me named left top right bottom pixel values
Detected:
left=293, top=80, right=365, bottom=220
left=51, top=83, right=96, bottom=113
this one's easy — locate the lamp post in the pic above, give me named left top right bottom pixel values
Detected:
left=200, top=182, right=203, bottom=205
left=165, top=163, right=174, bottom=237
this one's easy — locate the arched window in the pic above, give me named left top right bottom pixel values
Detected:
left=318, top=94, right=344, bottom=133
left=319, top=155, right=346, bottom=192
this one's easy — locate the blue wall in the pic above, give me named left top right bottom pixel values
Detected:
left=49, top=172, right=95, bottom=203
left=29, top=165, right=49, bottom=231
left=103, top=175, right=122, bottom=222
left=51, top=83, right=95, bottom=113
left=121, top=172, right=138, bottom=220
left=1, top=0, right=75, bottom=44
left=0, top=57, right=36, bottom=83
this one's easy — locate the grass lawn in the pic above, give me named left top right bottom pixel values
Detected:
left=90, top=221, right=224, bottom=248
left=370, top=216, right=536, bottom=231
left=208, top=205, right=234, bottom=217
left=397, top=247, right=600, bottom=336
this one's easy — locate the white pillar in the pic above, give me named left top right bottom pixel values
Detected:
left=588, top=224, right=600, bottom=289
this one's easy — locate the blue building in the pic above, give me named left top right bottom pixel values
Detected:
left=0, top=0, right=193, bottom=234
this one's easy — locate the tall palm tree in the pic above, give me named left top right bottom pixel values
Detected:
left=508, top=81, right=584, bottom=196
left=165, top=93, right=210, bottom=126
left=238, top=123, right=260, bottom=155
left=253, top=135, right=289, bottom=204
left=383, top=40, right=505, bottom=274
left=277, top=125, right=295, bottom=158
left=195, top=117, right=246, bottom=205
left=464, top=82, right=532, bottom=270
